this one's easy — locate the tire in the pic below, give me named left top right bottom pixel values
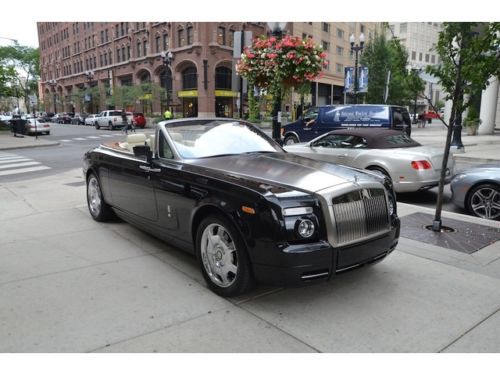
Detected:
left=95, top=123, right=100, bottom=130
left=466, top=183, right=500, bottom=220
left=367, top=166, right=391, bottom=180
left=284, top=134, right=299, bottom=145
left=86, top=173, right=114, bottom=222
left=46, top=131, right=50, bottom=135
left=196, top=214, right=254, bottom=297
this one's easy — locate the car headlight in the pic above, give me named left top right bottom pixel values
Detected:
left=296, top=218, right=315, bottom=239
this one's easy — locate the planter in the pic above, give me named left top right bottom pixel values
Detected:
left=465, top=125, right=478, bottom=136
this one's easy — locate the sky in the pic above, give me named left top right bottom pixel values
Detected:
left=0, top=0, right=496, bottom=48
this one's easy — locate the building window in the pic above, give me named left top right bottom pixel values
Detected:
left=419, top=52, right=423, bottom=61
left=137, top=41, right=141, bottom=57
left=322, top=40, right=330, bottom=51
left=336, top=46, right=344, bottom=56
left=400, top=23, right=407, bottom=33
left=411, top=51, right=416, bottom=60
left=178, top=29, right=184, bottom=47
left=323, top=60, right=330, bottom=71
left=360, top=24, right=365, bottom=33
left=104, top=53, right=107, bottom=65
left=217, top=26, right=226, bottom=45
left=182, top=67, right=197, bottom=89
left=336, top=63, right=343, bottom=73
left=155, top=36, right=160, bottom=53
left=229, top=29, right=235, bottom=47
left=322, top=22, right=330, bottom=33
left=116, top=48, right=121, bottom=62
left=143, top=40, right=147, bottom=56
left=122, top=47, right=126, bottom=61
left=215, top=66, right=232, bottom=89
left=163, top=34, right=169, bottom=51
left=337, top=28, right=344, bottom=39
left=425, top=53, right=430, bottom=62
left=431, top=54, right=435, bottom=64
left=127, top=46, right=130, bottom=60
left=109, top=51, right=112, bottom=64
left=187, top=26, right=193, bottom=45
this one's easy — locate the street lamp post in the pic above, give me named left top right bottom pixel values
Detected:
left=84, top=71, right=95, bottom=113
left=349, top=33, right=365, bottom=104
left=267, top=22, right=287, bottom=143
left=47, top=79, right=57, bottom=114
left=160, top=50, right=174, bottom=115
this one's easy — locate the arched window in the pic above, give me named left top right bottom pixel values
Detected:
left=215, top=67, right=232, bottom=90
left=182, top=67, right=197, bottom=90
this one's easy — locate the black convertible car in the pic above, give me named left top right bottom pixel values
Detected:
left=84, top=118, right=400, bottom=297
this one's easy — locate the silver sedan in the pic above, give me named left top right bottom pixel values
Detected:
left=284, top=128, right=455, bottom=193
left=451, top=164, right=500, bottom=220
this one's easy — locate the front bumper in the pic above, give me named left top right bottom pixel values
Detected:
left=251, top=220, right=400, bottom=287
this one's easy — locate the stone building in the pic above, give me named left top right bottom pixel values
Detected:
left=37, top=22, right=266, bottom=117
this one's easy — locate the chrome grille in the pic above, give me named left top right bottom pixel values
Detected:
left=331, top=188, right=390, bottom=246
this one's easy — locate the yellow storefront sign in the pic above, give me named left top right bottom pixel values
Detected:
left=178, top=90, right=198, bottom=98
left=215, top=90, right=238, bottom=97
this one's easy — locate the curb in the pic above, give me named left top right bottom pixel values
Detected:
left=0, top=141, right=60, bottom=151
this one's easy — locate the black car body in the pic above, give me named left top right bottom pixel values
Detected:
left=83, top=118, right=400, bottom=296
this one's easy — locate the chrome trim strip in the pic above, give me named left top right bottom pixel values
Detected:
left=283, top=206, right=313, bottom=216
left=301, top=271, right=330, bottom=280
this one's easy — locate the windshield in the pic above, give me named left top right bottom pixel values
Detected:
left=165, top=121, right=282, bottom=159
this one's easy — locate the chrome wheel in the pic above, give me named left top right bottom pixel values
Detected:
left=87, top=176, right=102, bottom=217
left=469, top=185, right=500, bottom=220
left=200, top=223, right=238, bottom=288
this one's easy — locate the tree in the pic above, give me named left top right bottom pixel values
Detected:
left=426, top=22, right=500, bottom=231
left=361, top=33, right=424, bottom=106
left=0, top=44, right=40, bottom=113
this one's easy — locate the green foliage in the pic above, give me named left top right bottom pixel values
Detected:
left=0, top=44, right=40, bottom=112
left=361, top=33, right=424, bottom=105
left=247, top=84, right=260, bottom=122
left=426, top=22, right=500, bottom=124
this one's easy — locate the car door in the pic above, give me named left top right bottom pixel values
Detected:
left=106, top=151, right=158, bottom=223
left=308, top=134, right=366, bottom=166
left=149, top=130, right=201, bottom=246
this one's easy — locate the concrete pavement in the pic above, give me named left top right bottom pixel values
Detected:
left=1, top=120, right=500, bottom=352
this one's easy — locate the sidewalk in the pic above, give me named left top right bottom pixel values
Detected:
left=0, top=131, right=59, bottom=151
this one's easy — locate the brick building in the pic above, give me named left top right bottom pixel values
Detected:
left=37, top=22, right=266, bottom=117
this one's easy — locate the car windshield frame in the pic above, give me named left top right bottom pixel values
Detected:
left=161, top=119, right=283, bottom=160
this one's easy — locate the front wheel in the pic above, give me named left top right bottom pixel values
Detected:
left=284, top=134, right=299, bottom=145
left=196, top=214, right=254, bottom=297
left=95, top=123, right=100, bottom=130
left=86, top=173, right=114, bottom=221
left=466, top=183, right=500, bottom=220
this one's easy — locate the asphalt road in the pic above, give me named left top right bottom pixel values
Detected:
left=1, top=122, right=479, bottom=216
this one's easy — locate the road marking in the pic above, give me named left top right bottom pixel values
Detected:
left=73, top=138, right=86, bottom=141
left=60, top=139, right=72, bottom=142
left=87, top=136, right=100, bottom=139
left=0, top=165, right=51, bottom=176
left=0, top=158, right=32, bottom=164
left=0, top=161, right=41, bottom=170
left=100, top=134, right=114, bottom=137
left=0, top=156, right=27, bottom=161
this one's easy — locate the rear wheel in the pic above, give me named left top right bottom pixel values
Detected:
left=284, top=134, right=299, bottom=145
left=466, top=183, right=500, bottom=220
left=95, top=122, right=100, bottom=130
left=86, top=173, right=114, bottom=221
left=196, top=214, right=254, bottom=297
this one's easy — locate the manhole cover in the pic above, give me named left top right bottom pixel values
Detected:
left=400, top=212, right=500, bottom=254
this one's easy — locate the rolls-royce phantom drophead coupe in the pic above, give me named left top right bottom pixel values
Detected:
left=83, top=118, right=400, bottom=297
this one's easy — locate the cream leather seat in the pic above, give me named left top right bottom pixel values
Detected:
left=146, top=134, right=155, bottom=153
left=125, top=133, right=147, bottom=152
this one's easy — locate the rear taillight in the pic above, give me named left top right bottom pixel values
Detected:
left=411, top=160, right=432, bottom=170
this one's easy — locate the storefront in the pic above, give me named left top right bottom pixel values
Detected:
left=215, top=90, right=237, bottom=118
left=178, top=90, right=198, bottom=118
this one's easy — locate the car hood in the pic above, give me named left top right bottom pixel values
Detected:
left=188, top=152, right=380, bottom=193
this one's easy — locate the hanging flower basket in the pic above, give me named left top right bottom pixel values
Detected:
left=236, top=35, right=327, bottom=90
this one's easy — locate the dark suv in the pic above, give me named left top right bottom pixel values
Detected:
left=282, top=104, right=412, bottom=144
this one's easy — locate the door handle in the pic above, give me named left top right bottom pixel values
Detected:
left=139, top=165, right=161, bottom=173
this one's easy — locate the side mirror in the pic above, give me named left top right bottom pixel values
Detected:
left=133, top=145, right=153, bottom=164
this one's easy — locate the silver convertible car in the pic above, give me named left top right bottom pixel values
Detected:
left=284, top=128, right=455, bottom=193
left=451, top=164, right=500, bottom=220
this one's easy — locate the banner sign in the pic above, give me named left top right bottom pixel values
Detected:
left=344, top=66, right=369, bottom=93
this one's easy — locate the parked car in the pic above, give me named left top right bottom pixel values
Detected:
left=53, top=112, right=72, bottom=124
left=282, top=104, right=412, bottom=145
left=84, top=118, right=400, bottom=297
left=132, top=112, right=146, bottom=128
left=71, top=113, right=87, bottom=125
left=25, top=117, right=51, bottom=135
left=284, top=128, right=455, bottom=193
left=94, top=110, right=133, bottom=130
left=451, top=164, right=500, bottom=220
left=85, top=114, right=99, bottom=126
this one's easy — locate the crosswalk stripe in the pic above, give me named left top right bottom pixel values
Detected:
left=87, top=136, right=100, bottom=139
left=60, top=139, right=72, bottom=142
left=0, top=158, right=31, bottom=164
left=73, top=138, right=86, bottom=141
left=0, top=156, right=27, bottom=161
left=0, top=161, right=40, bottom=170
left=0, top=165, right=51, bottom=176
left=101, top=134, right=114, bottom=137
